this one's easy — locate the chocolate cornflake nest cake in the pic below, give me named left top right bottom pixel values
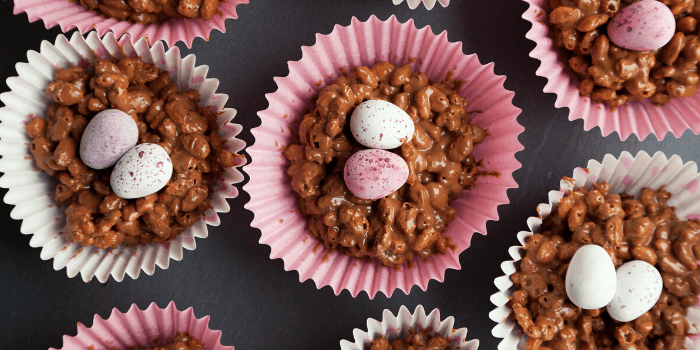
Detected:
left=367, top=331, right=452, bottom=350
left=27, top=56, right=242, bottom=249
left=150, top=332, right=204, bottom=350
left=510, top=181, right=700, bottom=350
left=284, top=62, right=491, bottom=268
left=78, top=0, right=223, bottom=24
left=549, top=0, right=700, bottom=110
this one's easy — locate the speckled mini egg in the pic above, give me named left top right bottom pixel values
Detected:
left=608, top=0, right=675, bottom=52
left=344, top=149, right=409, bottom=200
left=565, top=245, right=618, bottom=310
left=607, top=260, right=663, bottom=322
left=110, top=143, right=173, bottom=199
left=350, top=99, right=415, bottom=149
left=79, top=109, right=139, bottom=170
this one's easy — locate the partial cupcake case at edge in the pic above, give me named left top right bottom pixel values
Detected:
left=340, top=305, right=479, bottom=350
left=0, top=31, right=246, bottom=283
left=522, top=0, right=700, bottom=141
left=13, top=0, right=249, bottom=48
left=490, top=151, right=700, bottom=350
left=244, top=15, right=524, bottom=299
left=393, top=0, right=450, bottom=10
left=52, top=301, right=233, bottom=350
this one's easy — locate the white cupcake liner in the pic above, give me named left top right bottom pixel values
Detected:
left=0, top=31, right=247, bottom=283
left=489, top=151, right=700, bottom=350
left=393, top=0, right=450, bottom=10
left=52, top=301, right=234, bottom=350
left=340, top=305, right=478, bottom=350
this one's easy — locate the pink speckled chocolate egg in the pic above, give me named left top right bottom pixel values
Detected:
left=608, top=0, right=675, bottom=52
left=79, top=109, right=139, bottom=170
left=344, top=149, right=408, bottom=200
left=110, top=143, right=173, bottom=199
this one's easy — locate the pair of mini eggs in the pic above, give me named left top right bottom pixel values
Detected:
left=565, top=245, right=663, bottom=323
left=344, top=100, right=415, bottom=200
left=80, top=109, right=173, bottom=199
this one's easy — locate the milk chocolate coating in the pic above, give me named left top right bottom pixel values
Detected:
left=149, top=332, right=203, bottom=350
left=367, top=331, right=452, bottom=350
left=77, top=0, right=221, bottom=24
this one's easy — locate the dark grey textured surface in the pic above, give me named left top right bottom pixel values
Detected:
left=1, top=0, right=700, bottom=349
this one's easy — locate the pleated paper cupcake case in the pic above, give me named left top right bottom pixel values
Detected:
left=52, top=301, right=234, bottom=350
left=393, top=0, right=450, bottom=10
left=340, top=305, right=478, bottom=350
left=0, top=31, right=246, bottom=283
left=244, top=15, right=523, bottom=298
left=522, top=0, right=700, bottom=141
left=490, top=151, right=700, bottom=350
left=13, top=0, right=249, bottom=48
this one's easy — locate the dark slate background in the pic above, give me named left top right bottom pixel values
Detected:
left=1, top=0, right=700, bottom=349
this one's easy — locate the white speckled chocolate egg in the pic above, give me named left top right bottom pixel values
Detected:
left=608, top=0, right=675, bottom=52
left=607, top=260, right=663, bottom=322
left=344, top=149, right=409, bottom=200
left=110, top=143, right=173, bottom=199
left=80, top=109, right=139, bottom=170
left=565, top=245, right=618, bottom=310
left=350, top=99, right=415, bottom=149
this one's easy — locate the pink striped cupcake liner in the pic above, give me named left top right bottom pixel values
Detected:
left=490, top=151, right=700, bottom=350
left=13, top=0, right=249, bottom=48
left=0, top=31, right=246, bottom=283
left=340, top=305, right=478, bottom=350
left=393, top=0, right=450, bottom=10
left=52, top=301, right=233, bottom=350
left=522, top=0, right=700, bottom=141
left=244, top=15, right=523, bottom=298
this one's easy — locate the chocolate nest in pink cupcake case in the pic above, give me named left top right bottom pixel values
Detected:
left=26, top=55, right=243, bottom=249
left=549, top=0, right=700, bottom=110
left=149, top=332, right=204, bottom=350
left=284, top=62, right=496, bottom=268
left=77, top=0, right=224, bottom=24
